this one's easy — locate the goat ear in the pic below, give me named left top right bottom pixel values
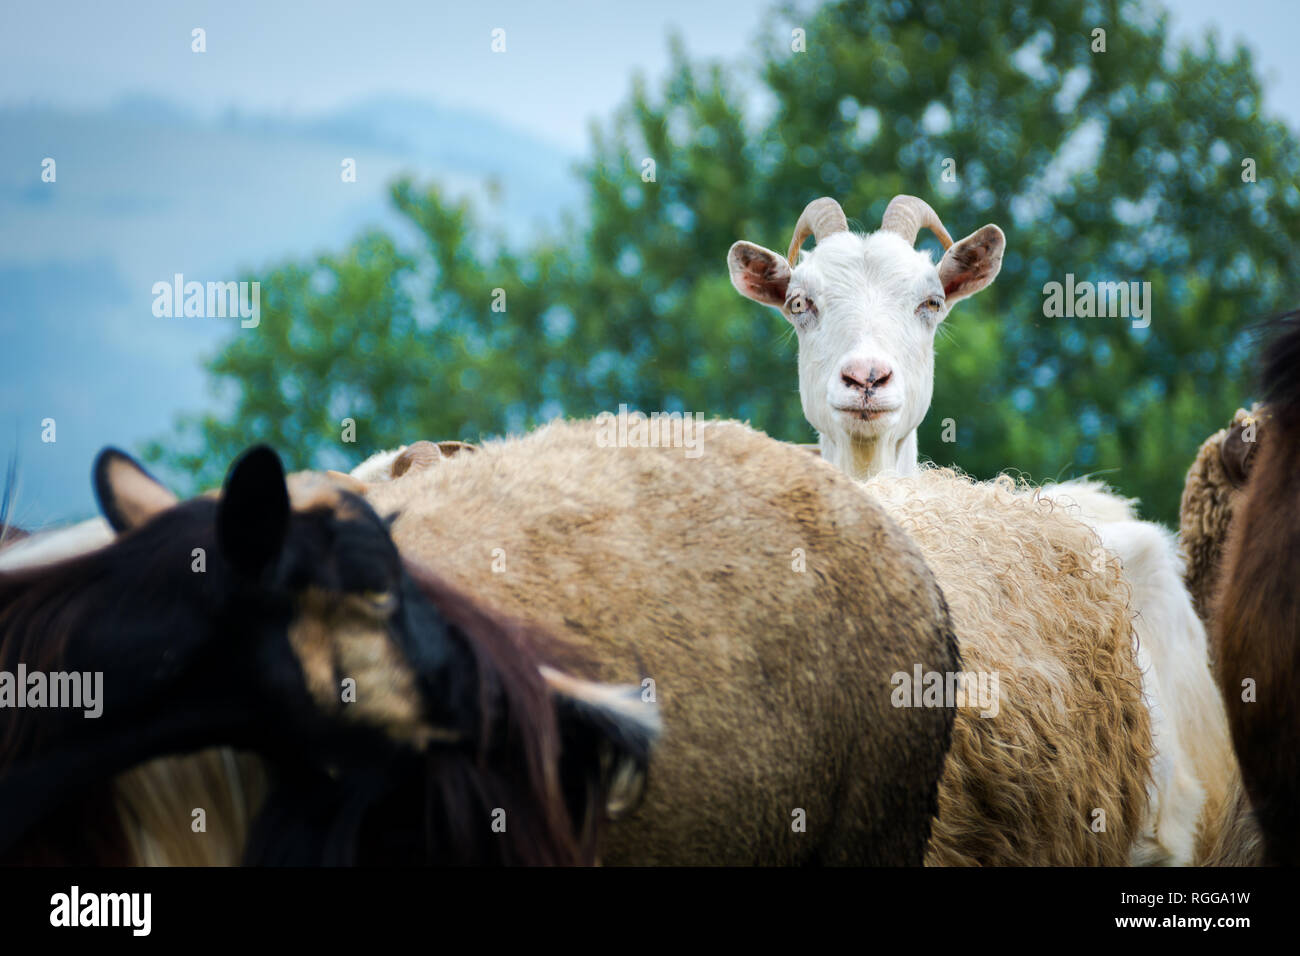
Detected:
left=727, top=241, right=791, bottom=308
left=939, top=224, right=1005, bottom=305
left=389, top=440, right=477, bottom=478
left=93, top=448, right=180, bottom=533
left=1221, top=420, right=1259, bottom=489
left=436, top=440, right=476, bottom=459
left=540, top=666, right=661, bottom=820
left=218, top=445, right=290, bottom=576
left=390, top=441, right=443, bottom=479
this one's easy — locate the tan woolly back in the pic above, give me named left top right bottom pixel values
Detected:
left=367, top=418, right=961, bottom=866
left=862, top=469, right=1153, bottom=866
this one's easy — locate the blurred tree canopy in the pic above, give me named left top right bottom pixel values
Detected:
left=148, top=0, right=1300, bottom=524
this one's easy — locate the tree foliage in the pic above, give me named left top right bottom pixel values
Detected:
left=149, top=0, right=1300, bottom=523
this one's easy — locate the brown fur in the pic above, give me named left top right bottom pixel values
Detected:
left=1175, top=409, right=1269, bottom=865
left=1215, top=316, right=1300, bottom=865
left=366, top=418, right=961, bottom=865
left=863, top=470, right=1153, bottom=865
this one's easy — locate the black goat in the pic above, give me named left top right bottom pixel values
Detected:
left=0, top=446, right=658, bottom=865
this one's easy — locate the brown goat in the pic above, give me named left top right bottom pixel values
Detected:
left=1215, top=314, right=1300, bottom=866
left=366, top=418, right=961, bottom=865
left=1171, top=409, right=1272, bottom=867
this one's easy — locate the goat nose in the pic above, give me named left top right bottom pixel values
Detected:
left=840, top=360, right=893, bottom=392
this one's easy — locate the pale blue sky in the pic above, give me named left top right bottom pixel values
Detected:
left=2, top=0, right=1296, bottom=149
left=0, top=0, right=749, bottom=153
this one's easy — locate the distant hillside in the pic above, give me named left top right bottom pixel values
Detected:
left=0, top=95, right=582, bottom=526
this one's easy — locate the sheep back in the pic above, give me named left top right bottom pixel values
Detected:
left=367, top=418, right=960, bottom=865
left=862, top=469, right=1153, bottom=866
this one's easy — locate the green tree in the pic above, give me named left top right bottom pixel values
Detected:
left=150, top=0, right=1300, bottom=524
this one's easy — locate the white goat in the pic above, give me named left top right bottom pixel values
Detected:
left=728, top=196, right=1004, bottom=476
left=729, top=195, right=1241, bottom=865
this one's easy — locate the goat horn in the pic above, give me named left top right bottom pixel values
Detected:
left=880, top=195, right=954, bottom=250
left=787, top=197, right=849, bottom=264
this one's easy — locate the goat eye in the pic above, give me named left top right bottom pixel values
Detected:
left=367, top=591, right=396, bottom=611
left=787, top=294, right=813, bottom=315
left=918, top=295, right=944, bottom=315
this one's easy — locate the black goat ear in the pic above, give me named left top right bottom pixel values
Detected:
left=218, top=445, right=290, bottom=576
left=93, top=448, right=179, bottom=532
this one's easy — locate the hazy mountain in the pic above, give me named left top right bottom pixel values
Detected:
left=0, top=94, right=581, bottom=526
